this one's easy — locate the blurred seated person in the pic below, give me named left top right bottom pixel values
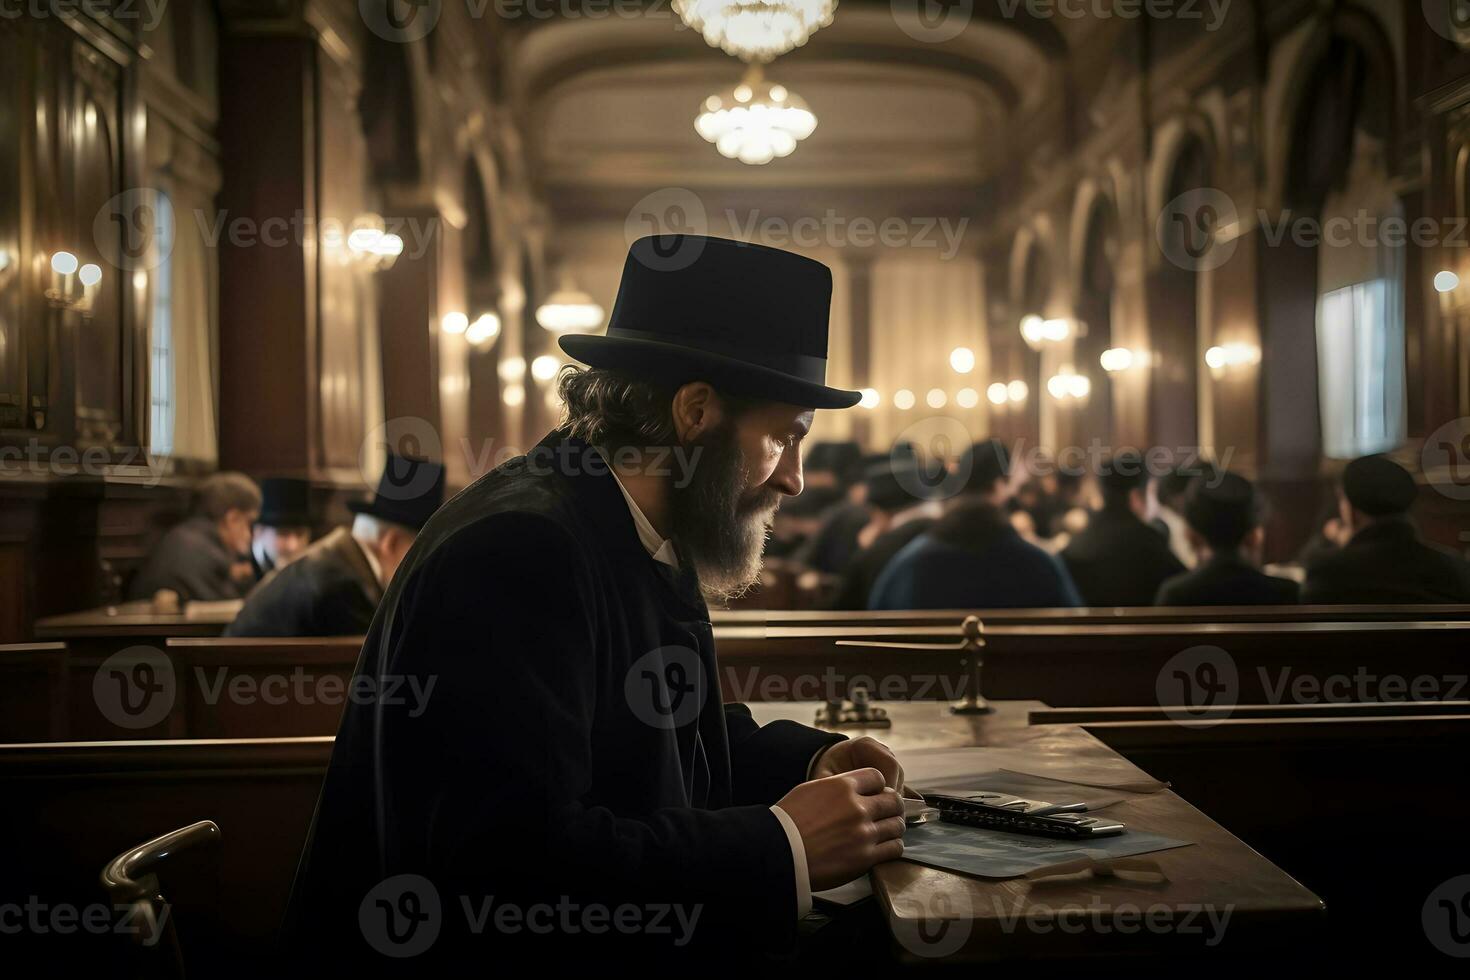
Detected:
left=128, top=472, right=261, bottom=603
left=1149, top=464, right=1204, bottom=570
left=791, top=443, right=876, bottom=574
left=1061, top=452, right=1185, bottom=606
left=768, top=441, right=863, bottom=561
left=1155, top=473, right=1299, bottom=606
left=250, top=477, right=313, bottom=578
left=869, top=440, right=1082, bottom=610
left=1302, top=454, right=1470, bottom=604
left=1294, top=498, right=1349, bottom=569
left=226, top=455, right=445, bottom=637
left=827, top=460, right=942, bottom=610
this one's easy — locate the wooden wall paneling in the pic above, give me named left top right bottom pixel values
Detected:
left=216, top=31, right=316, bottom=477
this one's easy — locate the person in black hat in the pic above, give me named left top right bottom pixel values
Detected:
left=249, top=477, right=313, bottom=579
left=1303, top=454, right=1470, bottom=604
left=1061, top=451, right=1186, bottom=607
left=286, top=236, right=907, bottom=965
left=826, top=458, right=944, bottom=610
left=226, top=455, right=445, bottom=637
left=869, top=440, right=1082, bottom=610
left=1155, top=472, right=1300, bottom=606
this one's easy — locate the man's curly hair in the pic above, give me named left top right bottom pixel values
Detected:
left=556, top=366, right=754, bottom=450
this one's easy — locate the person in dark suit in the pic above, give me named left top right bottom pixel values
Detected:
left=287, top=236, right=909, bottom=966
left=248, top=477, right=313, bottom=579
left=827, top=460, right=940, bottom=610
left=1156, top=472, right=1299, bottom=606
left=226, top=456, right=445, bottom=637
left=869, top=440, right=1082, bottom=610
left=1303, top=454, right=1470, bottom=604
left=1061, top=452, right=1186, bottom=607
left=128, top=472, right=261, bottom=603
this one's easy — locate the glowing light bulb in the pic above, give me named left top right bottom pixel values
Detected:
left=78, top=264, right=102, bottom=287
left=531, top=355, right=561, bottom=382
left=987, top=383, right=1009, bottom=406
left=950, top=347, right=976, bottom=374
left=441, top=312, right=468, bottom=335
left=858, top=388, right=880, bottom=410
left=1435, top=271, right=1460, bottom=293
left=956, top=387, right=980, bottom=409
left=893, top=389, right=916, bottom=411
left=50, top=251, right=78, bottom=275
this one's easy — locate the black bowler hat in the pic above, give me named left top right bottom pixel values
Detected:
left=558, top=236, right=862, bottom=410
left=1342, top=454, right=1417, bottom=517
left=348, top=454, right=446, bottom=531
left=961, top=439, right=1011, bottom=494
left=257, top=477, right=312, bottom=528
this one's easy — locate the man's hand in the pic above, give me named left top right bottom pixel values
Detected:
left=776, top=768, right=905, bottom=891
left=811, top=736, right=905, bottom=792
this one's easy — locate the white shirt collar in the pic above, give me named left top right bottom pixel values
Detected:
left=600, top=451, right=679, bottom=569
left=351, top=531, right=386, bottom=587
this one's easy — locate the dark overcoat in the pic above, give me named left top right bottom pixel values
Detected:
left=127, top=516, right=247, bottom=603
left=226, top=527, right=383, bottom=637
left=285, top=431, right=842, bottom=966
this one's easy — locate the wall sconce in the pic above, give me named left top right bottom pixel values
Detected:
left=1020, top=315, right=1072, bottom=350
left=347, top=214, right=404, bottom=271
left=1204, top=343, right=1261, bottom=372
left=530, top=355, right=561, bottom=382
left=498, top=356, right=527, bottom=383
left=987, top=380, right=1031, bottom=407
left=1047, top=366, right=1091, bottom=402
left=536, top=272, right=604, bottom=333
left=46, top=251, right=102, bottom=316
left=466, top=313, right=501, bottom=348
left=1100, top=347, right=1153, bottom=373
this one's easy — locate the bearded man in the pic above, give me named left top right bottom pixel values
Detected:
left=287, top=236, right=908, bottom=966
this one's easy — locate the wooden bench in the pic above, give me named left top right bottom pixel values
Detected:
left=715, top=620, right=1470, bottom=706
left=0, top=643, right=68, bottom=741
left=712, top=604, right=1470, bottom=627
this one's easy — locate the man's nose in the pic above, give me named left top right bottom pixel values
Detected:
left=770, top=451, right=803, bottom=497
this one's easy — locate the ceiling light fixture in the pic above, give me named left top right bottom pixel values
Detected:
left=674, top=0, right=836, bottom=63
left=695, top=65, right=816, bottom=166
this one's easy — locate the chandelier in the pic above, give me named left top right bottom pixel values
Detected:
left=674, top=0, right=837, bottom=63
left=695, top=65, right=816, bottom=165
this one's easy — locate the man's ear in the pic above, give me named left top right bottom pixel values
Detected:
left=671, top=382, right=720, bottom=442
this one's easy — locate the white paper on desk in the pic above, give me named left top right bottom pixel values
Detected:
left=813, top=877, right=874, bottom=907
left=899, top=746, right=1167, bottom=795
left=900, top=820, right=1192, bottom=880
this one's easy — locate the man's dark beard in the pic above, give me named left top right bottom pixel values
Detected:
left=669, top=420, right=781, bottom=602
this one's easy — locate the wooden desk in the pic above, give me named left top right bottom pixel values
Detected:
left=34, top=600, right=239, bottom=640
left=748, top=701, right=1324, bottom=963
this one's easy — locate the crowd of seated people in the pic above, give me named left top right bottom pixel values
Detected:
left=778, top=440, right=1470, bottom=610
left=127, top=455, right=446, bottom=634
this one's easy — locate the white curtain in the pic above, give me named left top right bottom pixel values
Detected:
left=166, top=182, right=220, bottom=465
left=1315, top=136, right=1406, bottom=460
left=869, top=252, right=988, bottom=451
